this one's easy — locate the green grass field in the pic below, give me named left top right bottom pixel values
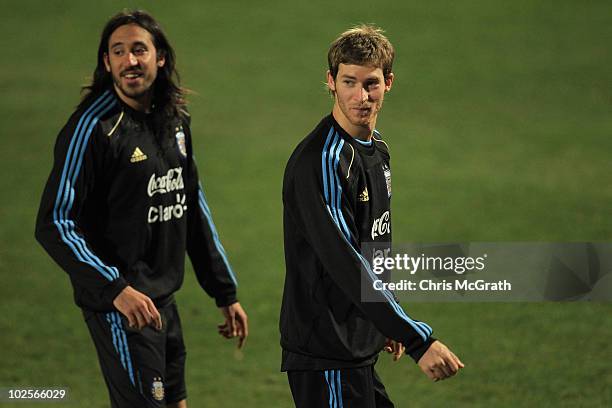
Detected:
left=1, top=1, right=611, bottom=406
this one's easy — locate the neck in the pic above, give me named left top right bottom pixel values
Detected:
left=114, top=85, right=153, bottom=113
left=332, top=103, right=376, bottom=142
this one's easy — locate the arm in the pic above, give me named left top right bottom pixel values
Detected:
left=35, top=97, right=127, bottom=312
left=286, top=152, right=433, bottom=361
left=288, top=148, right=464, bottom=377
left=35, top=98, right=161, bottom=329
left=183, top=124, right=247, bottom=347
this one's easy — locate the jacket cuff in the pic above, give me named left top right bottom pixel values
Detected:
left=101, top=276, right=129, bottom=308
left=215, top=292, right=238, bottom=307
left=407, top=337, right=437, bottom=363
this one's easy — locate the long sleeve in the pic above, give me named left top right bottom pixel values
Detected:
left=285, top=148, right=434, bottom=360
left=35, top=93, right=127, bottom=311
left=184, top=126, right=237, bottom=307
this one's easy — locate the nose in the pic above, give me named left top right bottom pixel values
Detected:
left=127, top=52, right=138, bottom=66
left=358, top=86, right=369, bottom=102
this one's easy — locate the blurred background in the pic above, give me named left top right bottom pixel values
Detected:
left=1, top=0, right=611, bottom=406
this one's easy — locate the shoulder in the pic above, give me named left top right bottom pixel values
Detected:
left=73, top=90, right=121, bottom=123
left=372, top=129, right=390, bottom=159
left=178, top=105, right=191, bottom=128
left=285, top=117, right=354, bottom=181
left=67, top=90, right=122, bottom=139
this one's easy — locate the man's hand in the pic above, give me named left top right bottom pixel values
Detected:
left=383, top=339, right=405, bottom=362
left=113, top=286, right=162, bottom=330
left=417, top=340, right=464, bottom=382
left=217, top=302, right=248, bottom=349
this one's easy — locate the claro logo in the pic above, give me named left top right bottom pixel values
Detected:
left=371, top=211, right=391, bottom=240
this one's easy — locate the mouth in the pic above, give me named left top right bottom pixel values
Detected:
left=352, top=106, right=372, bottom=116
left=121, top=71, right=144, bottom=82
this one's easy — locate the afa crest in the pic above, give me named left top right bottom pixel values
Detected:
left=382, top=163, right=392, bottom=198
left=175, top=127, right=187, bottom=157
left=151, top=377, right=165, bottom=401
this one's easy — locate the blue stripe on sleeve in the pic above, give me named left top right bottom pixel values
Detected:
left=53, top=92, right=115, bottom=279
left=52, top=90, right=120, bottom=281
left=331, top=136, right=352, bottom=242
left=321, top=128, right=335, bottom=204
left=198, top=185, right=238, bottom=286
left=326, top=133, right=340, bottom=223
left=321, top=127, right=431, bottom=342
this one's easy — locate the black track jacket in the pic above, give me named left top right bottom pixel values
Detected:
left=281, top=114, right=434, bottom=371
left=35, top=89, right=237, bottom=312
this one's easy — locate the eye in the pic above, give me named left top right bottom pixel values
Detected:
left=133, top=46, right=147, bottom=56
left=343, top=80, right=355, bottom=86
left=366, top=80, right=381, bottom=91
left=112, top=48, right=124, bottom=56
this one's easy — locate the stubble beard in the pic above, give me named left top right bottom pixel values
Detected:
left=342, top=100, right=383, bottom=129
left=116, top=80, right=148, bottom=100
left=112, top=72, right=155, bottom=104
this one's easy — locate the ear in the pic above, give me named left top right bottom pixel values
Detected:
left=157, top=54, right=166, bottom=68
left=326, top=70, right=336, bottom=92
left=103, top=53, right=111, bottom=73
left=384, top=73, right=394, bottom=92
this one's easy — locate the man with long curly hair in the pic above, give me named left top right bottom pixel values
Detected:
left=35, top=10, right=248, bottom=408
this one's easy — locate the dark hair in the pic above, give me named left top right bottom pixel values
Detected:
left=328, top=24, right=394, bottom=80
left=80, top=9, right=185, bottom=119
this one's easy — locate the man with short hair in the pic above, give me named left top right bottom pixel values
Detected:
left=35, top=10, right=248, bottom=408
left=280, top=25, right=463, bottom=407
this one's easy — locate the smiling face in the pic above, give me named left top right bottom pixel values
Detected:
left=327, top=63, right=394, bottom=139
left=103, top=23, right=165, bottom=111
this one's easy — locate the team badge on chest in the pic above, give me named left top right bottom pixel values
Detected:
left=382, top=163, right=392, bottom=198
left=175, top=127, right=187, bottom=157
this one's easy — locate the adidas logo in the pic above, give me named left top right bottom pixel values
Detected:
left=130, top=147, right=148, bottom=163
left=358, top=187, right=369, bottom=202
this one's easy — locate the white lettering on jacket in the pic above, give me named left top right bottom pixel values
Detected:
left=371, top=210, right=391, bottom=240
left=148, top=193, right=187, bottom=224
left=147, top=167, right=184, bottom=197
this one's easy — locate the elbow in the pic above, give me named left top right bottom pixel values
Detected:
left=34, top=223, right=44, bottom=246
left=34, top=218, right=51, bottom=247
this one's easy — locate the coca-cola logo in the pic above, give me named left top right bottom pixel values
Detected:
left=371, top=211, right=390, bottom=240
left=147, top=167, right=184, bottom=197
